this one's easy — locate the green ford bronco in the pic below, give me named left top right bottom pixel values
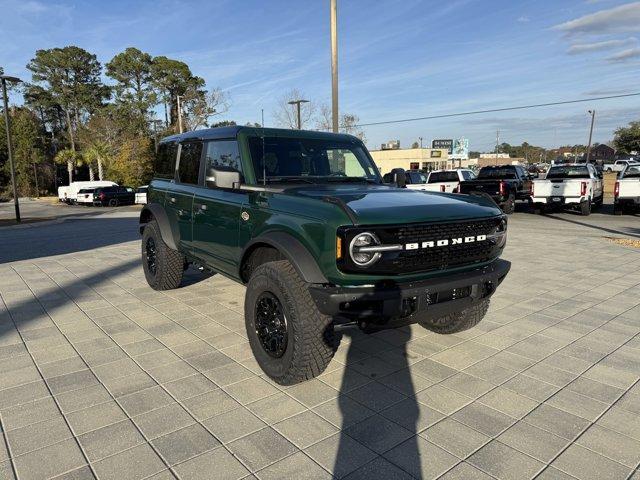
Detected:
left=140, top=126, right=510, bottom=385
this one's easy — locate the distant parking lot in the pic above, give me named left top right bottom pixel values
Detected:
left=0, top=207, right=638, bottom=480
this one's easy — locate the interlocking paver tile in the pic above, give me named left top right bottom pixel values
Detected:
left=66, top=400, right=127, bottom=435
left=246, top=391, right=306, bottom=424
left=228, top=427, right=296, bottom=472
left=452, top=403, right=515, bottom=437
left=78, top=419, right=145, bottom=461
left=151, top=423, right=220, bottom=465
left=133, top=402, right=195, bottom=440
left=438, top=462, right=494, bottom=480
left=342, top=456, right=413, bottom=480
left=91, top=443, right=166, bottom=480
left=416, top=384, right=472, bottom=415
left=273, top=410, right=338, bottom=449
left=305, top=433, right=376, bottom=478
left=344, top=414, right=412, bottom=454
left=384, top=436, right=459, bottom=479
left=0, top=396, right=60, bottom=430
left=422, top=417, right=490, bottom=458
left=524, top=404, right=590, bottom=440
left=203, top=406, right=266, bottom=444
left=173, top=448, right=249, bottom=480
left=13, top=438, right=86, bottom=480
left=468, top=440, right=544, bottom=480
left=183, top=388, right=241, bottom=421
left=118, top=385, right=174, bottom=416
left=497, top=421, right=569, bottom=463
left=552, top=444, right=631, bottom=480
left=257, top=451, right=331, bottom=480
left=224, top=376, right=280, bottom=405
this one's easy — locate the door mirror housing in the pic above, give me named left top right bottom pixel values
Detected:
left=205, top=167, right=241, bottom=189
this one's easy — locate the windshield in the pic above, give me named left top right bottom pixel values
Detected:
left=546, top=166, right=590, bottom=179
left=428, top=171, right=458, bottom=183
left=248, top=136, right=381, bottom=184
left=478, top=167, right=517, bottom=179
left=78, top=189, right=94, bottom=194
left=622, top=165, right=640, bottom=178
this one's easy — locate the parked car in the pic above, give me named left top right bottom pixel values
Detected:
left=605, top=159, right=640, bottom=173
left=58, top=181, right=118, bottom=204
left=425, top=169, right=476, bottom=193
left=76, top=188, right=96, bottom=206
left=404, top=170, right=429, bottom=190
left=614, top=164, right=640, bottom=215
left=139, top=126, right=511, bottom=385
left=531, top=163, right=603, bottom=215
left=458, top=165, right=533, bottom=214
left=93, top=186, right=135, bottom=207
left=135, top=186, right=148, bottom=204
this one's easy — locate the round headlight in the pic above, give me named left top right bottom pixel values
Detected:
left=349, top=232, right=382, bottom=267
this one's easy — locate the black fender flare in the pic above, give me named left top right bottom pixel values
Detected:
left=139, top=203, right=178, bottom=250
left=241, top=231, right=328, bottom=284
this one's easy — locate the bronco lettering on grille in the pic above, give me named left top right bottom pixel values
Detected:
left=405, top=234, right=487, bottom=250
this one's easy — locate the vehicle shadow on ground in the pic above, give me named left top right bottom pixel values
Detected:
left=541, top=212, right=640, bottom=238
left=334, top=323, right=423, bottom=478
left=0, top=217, right=140, bottom=264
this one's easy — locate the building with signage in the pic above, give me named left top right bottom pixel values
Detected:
left=369, top=147, right=452, bottom=174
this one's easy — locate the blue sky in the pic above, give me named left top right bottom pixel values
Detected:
left=1, top=0, right=639, bottom=151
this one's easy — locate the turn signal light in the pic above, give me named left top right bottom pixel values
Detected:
left=440, top=185, right=445, bottom=192
left=580, top=182, right=587, bottom=196
left=336, top=236, right=343, bottom=260
left=614, top=181, right=620, bottom=198
left=499, top=181, right=506, bottom=196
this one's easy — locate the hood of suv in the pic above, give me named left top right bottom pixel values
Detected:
left=285, top=184, right=501, bottom=224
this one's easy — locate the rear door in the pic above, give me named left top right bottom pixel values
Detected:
left=192, top=139, right=248, bottom=275
left=150, top=141, right=178, bottom=207
left=166, top=140, right=203, bottom=251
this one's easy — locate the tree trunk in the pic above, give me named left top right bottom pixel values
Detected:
left=163, top=101, right=168, bottom=127
left=65, top=108, right=75, bottom=151
left=67, top=161, right=73, bottom=184
left=97, top=158, right=104, bottom=181
left=88, top=165, right=95, bottom=181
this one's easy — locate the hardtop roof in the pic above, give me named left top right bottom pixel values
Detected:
left=159, top=126, right=360, bottom=144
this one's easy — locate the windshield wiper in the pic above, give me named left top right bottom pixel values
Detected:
left=263, top=177, right=316, bottom=184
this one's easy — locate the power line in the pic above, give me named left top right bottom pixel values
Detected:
left=356, top=92, right=640, bottom=128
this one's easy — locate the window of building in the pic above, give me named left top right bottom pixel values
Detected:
left=154, top=141, right=178, bottom=179
left=177, top=141, right=203, bottom=184
left=430, top=150, right=442, bottom=158
left=409, top=162, right=419, bottom=170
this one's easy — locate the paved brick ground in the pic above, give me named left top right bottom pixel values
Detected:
left=0, top=208, right=639, bottom=480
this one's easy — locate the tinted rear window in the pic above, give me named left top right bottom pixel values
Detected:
left=154, top=142, right=178, bottom=179
left=429, top=171, right=458, bottom=183
left=478, top=167, right=517, bottom=179
left=546, top=166, right=590, bottom=179
left=78, top=189, right=94, bottom=193
left=177, top=141, right=203, bottom=184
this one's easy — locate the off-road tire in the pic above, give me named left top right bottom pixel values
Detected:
left=580, top=199, right=591, bottom=216
left=245, top=260, right=339, bottom=385
left=419, top=298, right=490, bottom=334
left=501, top=195, right=515, bottom=214
left=141, top=220, right=184, bottom=290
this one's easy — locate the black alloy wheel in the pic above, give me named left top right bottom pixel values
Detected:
left=145, top=237, right=157, bottom=276
left=254, top=292, right=288, bottom=358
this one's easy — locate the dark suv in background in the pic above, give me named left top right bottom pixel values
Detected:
left=93, top=186, right=135, bottom=207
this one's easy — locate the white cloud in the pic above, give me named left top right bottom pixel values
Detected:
left=517, top=15, right=530, bottom=23
left=606, top=46, right=640, bottom=62
left=554, top=2, right=640, bottom=35
left=568, top=37, right=637, bottom=54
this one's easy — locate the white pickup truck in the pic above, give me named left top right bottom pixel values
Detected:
left=58, top=181, right=118, bottom=204
left=424, top=169, right=476, bottom=193
left=532, top=163, right=603, bottom=215
left=403, top=170, right=430, bottom=190
left=614, top=164, right=640, bottom=215
left=605, top=159, right=639, bottom=173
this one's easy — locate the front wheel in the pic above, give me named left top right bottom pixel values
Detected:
left=613, top=204, right=623, bottom=215
left=141, top=220, right=184, bottom=290
left=244, top=260, right=339, bottom=385
left=419, top=299, right=490, bottom=334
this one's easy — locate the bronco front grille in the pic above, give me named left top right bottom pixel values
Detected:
left=338, top=216, right=505, bottom=275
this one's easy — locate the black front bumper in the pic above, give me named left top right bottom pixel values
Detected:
left=309, top=259, right=510, bottom=328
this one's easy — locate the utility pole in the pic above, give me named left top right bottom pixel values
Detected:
left=585, top=110, right=595, bottom=164
left=419, top=136, right=423, bottom=148
left=330, top=0, right=339, bottom=133
left=1, top=75, right=23, bottom=223
left=33, top=163, right=39, bottom=198
left=176, top=95, right=183, bottom=133
left=288, top=99, right=309, bottom=129
left=261, top=109, right=264, bottom=128
left=495, top=130, right=499, bottom=166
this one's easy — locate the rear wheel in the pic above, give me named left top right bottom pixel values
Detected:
left=534, top=204, right=545, bottom=215
left=141, top=220, right=184, bottom=290
left=419, top=299, right=490, bottom=334
left=108, top=198, right=119, bottom=207
left=580, top=199, right=591, bottom=216
left=613, top=204, right=623, bottom=215
left=502, top=195, right=515, bottom=214
left=245, top=260, right=339, bottom=385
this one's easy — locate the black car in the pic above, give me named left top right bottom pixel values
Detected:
left=458, top=165, right=534, bottom=214
left=93, top=186, right=135, bottom=207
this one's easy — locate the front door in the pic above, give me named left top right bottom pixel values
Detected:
left=192, top=139, right=248, bottom=275
left=166, top=141, right=203, bottom=251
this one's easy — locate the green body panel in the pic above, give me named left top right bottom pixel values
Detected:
left=147, top=127, right=505, bottom=287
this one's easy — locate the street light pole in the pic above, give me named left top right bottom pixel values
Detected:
left=585, top=110, right=596, bottom=164
left=330, top=0, right=339, bottom=133
left=1, top=75, right=23, bottom=223
left=288, top=99, right=310, bottom=129
left=176, top=95, right=183, bottom=133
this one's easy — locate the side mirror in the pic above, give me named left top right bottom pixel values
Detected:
left=390, top=168, right=406, bottom=188
left=206, top=167, right=241, bottom=189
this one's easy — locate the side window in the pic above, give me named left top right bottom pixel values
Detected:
left=177, top=141, right=203, bottom=184
left=204, top=140, right=242, bottom=172
left=154, top=142, right=178, bottom=179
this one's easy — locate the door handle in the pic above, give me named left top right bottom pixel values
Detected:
left=169, top=197, right=176, bottom=204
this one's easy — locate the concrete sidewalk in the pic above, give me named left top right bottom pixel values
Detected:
left=0, top=209, right=639, bottom=479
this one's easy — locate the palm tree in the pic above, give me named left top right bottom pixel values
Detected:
left=54, top=149, right=80, bottom=185
left=84, top=142, right=112, bottom=181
